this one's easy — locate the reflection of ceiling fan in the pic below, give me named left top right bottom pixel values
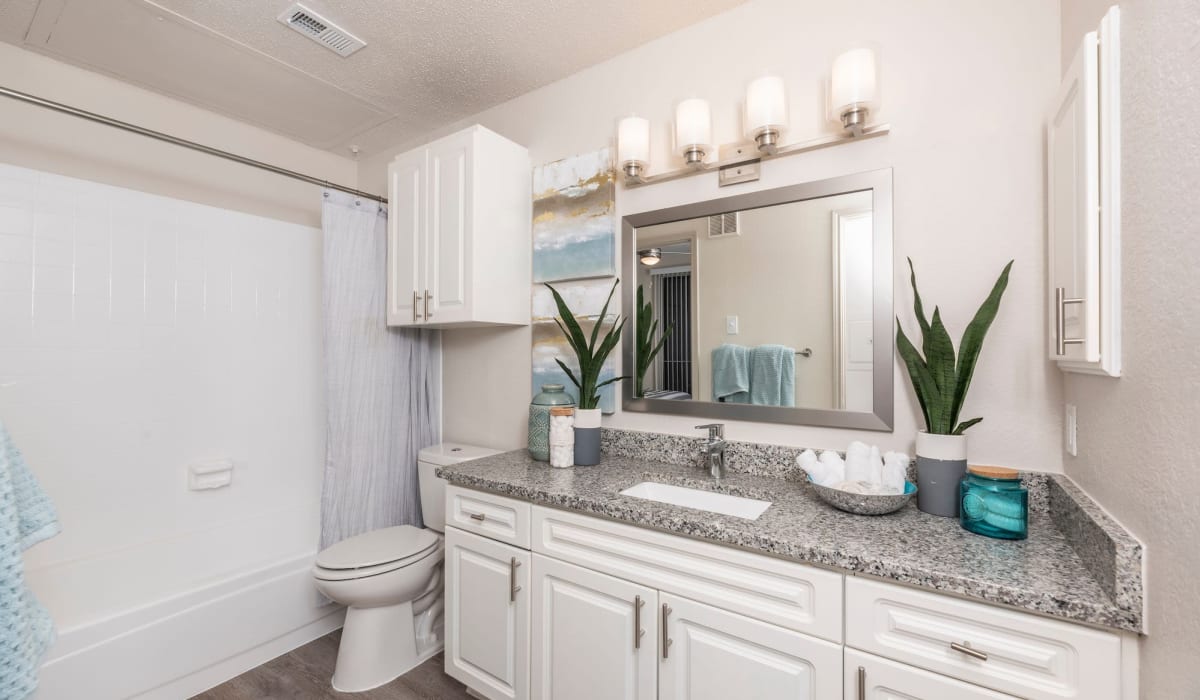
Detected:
left=638, top=247, right=692, bottom=266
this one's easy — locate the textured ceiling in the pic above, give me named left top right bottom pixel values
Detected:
left=0, top=0, right=748, bottom=155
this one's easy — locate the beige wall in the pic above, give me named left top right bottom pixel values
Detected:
left=1060, top=0, right=1115, bottom=72
left=1060, top=0, right=1200, bottom=696
left=361, top=0, right=1062, bottom=468
left=0, top=43, right=358, bottom=228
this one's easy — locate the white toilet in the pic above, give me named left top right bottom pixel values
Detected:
left=313, top=442, right=499, bottom=692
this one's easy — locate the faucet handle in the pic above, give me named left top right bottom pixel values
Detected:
left=695, top=423, right=725, bottom=440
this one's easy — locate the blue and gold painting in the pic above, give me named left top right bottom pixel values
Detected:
left=532, top=149, right=616, bottom=283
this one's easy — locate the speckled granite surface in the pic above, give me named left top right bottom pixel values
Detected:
left=438, top=445, right=1144, bottom=633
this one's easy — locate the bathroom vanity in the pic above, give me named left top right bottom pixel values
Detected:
left=438, top=440, right=1142, bottom=700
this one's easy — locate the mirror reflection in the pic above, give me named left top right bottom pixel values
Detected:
left=633, top=191, right=874, bottom=411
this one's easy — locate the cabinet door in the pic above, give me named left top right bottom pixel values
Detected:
left=444, top=527, right=530, bottom=700
left=531, top=555, right=657, bottom=700
left=426, top=129, right=473, bottom=325
left=658, top=593, right=842, bottom=700
left=845, top=649, right=1019, bottom=700
left=386, top=147, right=427, bottom=326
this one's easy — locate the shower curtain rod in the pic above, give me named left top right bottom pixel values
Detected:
left=0, top=84, right=387, bottom=204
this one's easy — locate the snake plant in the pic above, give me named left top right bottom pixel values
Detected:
left=634, top=284, right=673, bottom=397
left=896, top=258, right=1013, bottom=435
left=544, top=278, right=628, bottom=410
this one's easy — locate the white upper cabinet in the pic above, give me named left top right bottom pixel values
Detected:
left=1048, top=6, right=1120, bottom=376
left=387, top=125, right=531, bottom=328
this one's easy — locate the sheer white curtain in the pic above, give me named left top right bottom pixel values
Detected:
left=320, top=190, right=440, bottom=549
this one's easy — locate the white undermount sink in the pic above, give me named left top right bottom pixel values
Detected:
left=619, top=482, right=772, bottom=520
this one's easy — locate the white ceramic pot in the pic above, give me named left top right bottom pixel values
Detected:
left=573, top=408, right=602, bottom=429
left=573, top=408, right=602, bottom=466
left=915, top=431, right=968, bottom=517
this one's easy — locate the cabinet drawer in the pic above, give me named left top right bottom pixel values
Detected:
left=845, top=577, right=1121, bottom=700
left=447, top=485, right=531, bottom=549
left=846, top=649, right=1019, bottom=700
left=532, top=506, right=843, bottom=643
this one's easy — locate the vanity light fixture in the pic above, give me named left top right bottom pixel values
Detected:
left=830, top=47, right=878, bottom=136
left=617, top=56, right=888, bottom=189
left=745, top=75, right=788, bottom=154
left=638, top=248, right=663, bottom=266
left=674, top=98, right=713, bottom=167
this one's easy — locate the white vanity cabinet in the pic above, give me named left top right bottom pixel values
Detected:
left=386, top=124, right=531, bottom=328
left=1047, top=6, right=1120, bottom=376
left=445, top=488, right=1134, bottom=700
left=444, top=526, right=531, bottom=700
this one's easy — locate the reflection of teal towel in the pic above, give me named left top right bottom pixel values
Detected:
left=711, top=344, right=750, bottom=403
left=749, top=345, right=795, bottom=407
left=0, top=421, right=60, bottom=700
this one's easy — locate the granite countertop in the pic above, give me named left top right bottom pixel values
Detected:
left=438, top=448, right=1143, bottom=634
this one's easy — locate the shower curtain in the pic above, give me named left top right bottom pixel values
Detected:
left=319, top=190, right=440, bottom=550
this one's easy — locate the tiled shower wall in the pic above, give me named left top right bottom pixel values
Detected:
left=0, top=162, right=325, bottom=629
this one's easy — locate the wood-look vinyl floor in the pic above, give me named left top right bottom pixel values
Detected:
left=191, top=630, right=472, bottom=699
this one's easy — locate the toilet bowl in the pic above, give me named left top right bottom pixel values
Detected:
left=312, top=442, right=499, bottom=692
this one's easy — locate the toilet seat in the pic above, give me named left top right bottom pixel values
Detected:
left=314, top=525, right=440, bottom=581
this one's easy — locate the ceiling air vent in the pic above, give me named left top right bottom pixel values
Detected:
left=277, top=3, right=366, bottom=57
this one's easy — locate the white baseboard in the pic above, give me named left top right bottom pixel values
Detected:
left=35, top=553, right=345, bottom=700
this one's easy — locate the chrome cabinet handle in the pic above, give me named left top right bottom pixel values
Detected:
left=424, top=290, right=432, bottom=319
left=857, top=666, right=866, bottom=700
left=634, top=595, right=646, bottom=649
left=468, top=512, right=485, bottom=522
left=661, top=603, right=673, bottom=659
left=1055, top=286, right=1085, bottom=356
left=950, top=641, right=989, bottom=661
left=412, top=291, right=421, bottom=323
left=509, top=557, right=522, bottom=603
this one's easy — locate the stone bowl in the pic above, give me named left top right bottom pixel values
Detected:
left=807, top=477, right=918, bottom=516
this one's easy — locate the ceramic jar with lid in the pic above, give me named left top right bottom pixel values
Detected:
left=959, top=465, right=1028, bottom=540
left=528, top=384, right=575, bottom=461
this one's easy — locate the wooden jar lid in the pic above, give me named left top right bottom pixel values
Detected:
left=549, top=406, right=575, bottom=417
left=968, top=464, right=1019, bottom=480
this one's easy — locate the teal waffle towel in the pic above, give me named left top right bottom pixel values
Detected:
left=711, top=344, right=750, bottom=403
left=0, top=421, right=60, bottom=700
left=749, top=345, right=796, bottom=407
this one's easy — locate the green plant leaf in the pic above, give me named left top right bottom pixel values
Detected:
left=954, top=417, right=983, bottom=435
left=546, top=282, right=591, bottom=360
left=950, top=260, right=1013, bottom=431
left=896, top=320, right=939, bottom=432
left=554, top=358, right=582, bottom=391
left=908, top=258, right=931, bottom=339
left=926, top=308, right=957, bottom=431
left=588, top=279, right=619, bottom=353
left=595, top=374, right=631, bottom=390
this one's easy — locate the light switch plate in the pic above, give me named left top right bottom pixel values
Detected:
left=726, top=315, right=739, bottom=334
left=1065, top=404, right=1078, bottom=456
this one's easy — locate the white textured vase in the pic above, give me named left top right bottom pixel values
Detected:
left=915, top=431, right=968, bottom=517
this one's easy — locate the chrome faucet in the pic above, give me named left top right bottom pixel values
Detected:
left=696, top=424, right=727, bottom=479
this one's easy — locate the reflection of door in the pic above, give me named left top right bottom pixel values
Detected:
left=653, top=270, right=693, bottom=396
left=833, top=211, right=873, bottom=411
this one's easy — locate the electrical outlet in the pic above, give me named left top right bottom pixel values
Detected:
left=726, top=315, right=739, bottom=335
left=1065, top=404, right=1078, bottom=456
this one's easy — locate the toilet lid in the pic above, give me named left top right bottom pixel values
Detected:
left=316, top=525, right=439, bottom=570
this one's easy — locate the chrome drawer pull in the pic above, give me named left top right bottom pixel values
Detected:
left=412, top=291, right=421, bottom=323
left=468, top=512, right=486, bottom=522
left=1055, top=286, right=1085, bottom=355
left=633, top=595, right=645, bottom=650
left=424, top=290, right=432, bottom=319
left=950, top=641, right=989, bottom=661
left=857, top=666, right=865, bottom=700
left=509, top=557, right=522, bottom=603
left=661, top=604, right=673, bottom=659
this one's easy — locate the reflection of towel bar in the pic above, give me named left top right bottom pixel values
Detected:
left=796, top=348, right=813, bottom=357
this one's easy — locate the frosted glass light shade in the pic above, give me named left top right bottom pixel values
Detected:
left=831, top=48, right=878, bottom=114
left=674, top=98, right=712, bottom=153
left=617, top=116, right=650, bottom=166
left=745, top=76, right=788, bottom=138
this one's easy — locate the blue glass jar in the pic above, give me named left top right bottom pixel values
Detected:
left=528, top=384, right=575, bottom=461
left=959, top=466, right=1028, bottom=540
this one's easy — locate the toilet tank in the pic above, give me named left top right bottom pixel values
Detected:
left=417, top=443, right=501, bottom=532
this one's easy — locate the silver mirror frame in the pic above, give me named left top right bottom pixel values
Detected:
left=620, top=167, right=894, bottom=431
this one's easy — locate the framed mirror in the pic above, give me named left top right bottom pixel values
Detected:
left=621, top=168, right=894, bottom=430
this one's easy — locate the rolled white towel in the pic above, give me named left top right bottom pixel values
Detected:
left=844, top=441, right=872, bottom=483
left=796, top=449, right=827, bottom=484
left=882, top=451, right=909, bottom=494
left=868, top=445, right=884, bottom=486
left=817, top=450, right=845, bottom=486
